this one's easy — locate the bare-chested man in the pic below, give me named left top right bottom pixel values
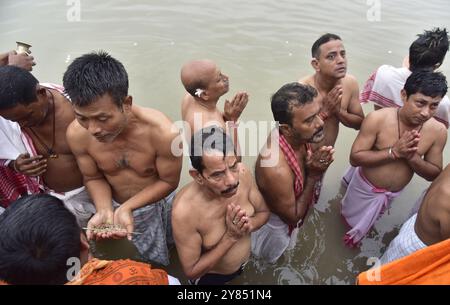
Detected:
left=341, top=70, right=448, bottom=247
left=180, top=59, right=248, bottom=156
left=299, top=33, right=364, bottom=149
left=172, top=127, right=268, bottom=284
left=252, top=82, right=334, bottom=263
left=380, top=164, right=450, bottom=264
left=0, top=66, right=85, bottom=211
left=64, top=51, right=182, bottom=266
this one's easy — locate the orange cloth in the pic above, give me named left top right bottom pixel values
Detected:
left=67, top=258, right=169, bottom=285
left=357, top=238, right=450, bottom=285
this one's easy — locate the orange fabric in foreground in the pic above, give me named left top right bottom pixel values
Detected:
left=357, top=238, right=450, bottom=285
left=67, top=258, right=169, bottom=285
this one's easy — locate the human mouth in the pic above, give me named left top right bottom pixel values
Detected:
left=222, top=183, right=239, bottom=195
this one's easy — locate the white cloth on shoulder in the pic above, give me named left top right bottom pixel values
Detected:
left=379, top=213, right=426, bottom=265
left=251, top=213, right=300, bottom=264
left=360, top=65, right=450, bottom=128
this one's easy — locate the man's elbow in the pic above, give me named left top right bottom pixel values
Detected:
left=424, top=170, right=441, bottom=182
left=349, top=153, right=361, bottom=167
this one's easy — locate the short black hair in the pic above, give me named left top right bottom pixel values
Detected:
left=63, top=50, right=129, bottom=108
left=190, top=126, right=235, bottom=174
left=409, top=28, right=449, bottom=71
left=311, top=33, right=342, bottom=58
left=404, top=69, right=447, bottom=99
left=0, top=65, right=39, bottom=110
left=271, top=82, right=318, bottom=126
left=0, top=194, right=81, bottom=285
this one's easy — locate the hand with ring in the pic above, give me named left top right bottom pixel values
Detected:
left=226, top=203, right=250, bottom=240
left=306, top=146, right=335, bottom=178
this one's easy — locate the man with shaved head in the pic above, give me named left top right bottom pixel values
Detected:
left=180, top=59, right=248, bottom=154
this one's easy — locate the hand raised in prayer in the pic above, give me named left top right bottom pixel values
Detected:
left=306, top=146, right=335, bottom=179
left=321, top=84, right=342, bottom=117
left=392, top=130, right=420, bottom=159
left=13, top=153, right=47, bottom=176
left=113, top=206, right=134, bottom=241
left=224, top=92, right=249, bottom=122
left=8, top=51, right=36, bottom=71
left=86, top=209, right=114, bottom=241
left=225, top=203, right=250, bottom=241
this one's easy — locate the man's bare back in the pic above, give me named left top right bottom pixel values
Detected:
left=415, top=165, right=450, bottom=245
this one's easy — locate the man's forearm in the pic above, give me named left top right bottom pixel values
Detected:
left=121, top=179, right=177, bottom=211
left=350, top=149, right=392, bottom=167
left=85, top=178, right=113, bottom=212
left=186, top=234, right=237, bottom=279
left=337, top=110, right=363, bottom=130
left=407, top=155, right=441, bottom=181
left=249, top=210, right=270, bottom=232
left=283, top=177, right=317, bottom=225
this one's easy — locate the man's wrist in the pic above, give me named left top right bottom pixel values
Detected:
left=389, top=147, right=400, bottom=160
left=226, top=120, right=240, bottom=128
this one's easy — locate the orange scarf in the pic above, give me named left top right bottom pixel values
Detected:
left=67, top=258, right=169, bottom=285
left=358, top=238, right=450, bottom=285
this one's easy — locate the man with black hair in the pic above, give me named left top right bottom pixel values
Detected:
left=341, top=70, right=448, bottom=247
left=0, top=66, right=86, bottom=210
left=171, top=126, right=268, bottom=285
left=361, top=27, right=450, bottom=128
left=64, top=51, right=182, bottom=266
left=252, top=82, right=334, bottom=263
left=299, top=33, right=365, bottom=149
left=0, top=194, right=179, bottom=285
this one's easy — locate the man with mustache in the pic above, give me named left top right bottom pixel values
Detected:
left=341, top=70, right=447, bottom=247
left=299, top=33, right=364, bottom=149
left=171, top=126, right=269, bottom=284
left=252, top=82, right=334, bottom=263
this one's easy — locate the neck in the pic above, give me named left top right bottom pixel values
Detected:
left=195, top=97, right=219, bottom=110
left=314, top=73, right=338, bottom=93
left=281, top=131, right=306, bottom=151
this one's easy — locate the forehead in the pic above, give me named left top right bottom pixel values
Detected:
left=319, top=39, right=345, bottom=55
left=74, top=94, right=119, bottom=115
left=408, top=92, right=442, bottom=104
left=290, top=96, right=321, bottom=123
left=202, top=151, right=236, bottom=170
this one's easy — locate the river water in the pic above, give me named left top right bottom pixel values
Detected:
left=1, top=0, right=449, bottom=284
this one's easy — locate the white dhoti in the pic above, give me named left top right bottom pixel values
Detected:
left=251, top=213, right=300, bottom=264
left=380, top=213, right=426, bottom=265
left=50, top=186, right=95, bottom=228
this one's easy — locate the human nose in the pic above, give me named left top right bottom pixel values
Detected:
left=420, top=107, right=431, bottom=119
left=224, top=169, right=236, bottom=185
left=316, top=115, right=325, bottom=128
left=87, top=121, right=102, bottom=135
